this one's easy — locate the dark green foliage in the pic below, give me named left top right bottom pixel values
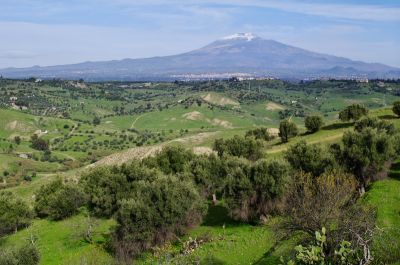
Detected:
left=224, top=158, right=290, bottom=222
left=245, top=127, right=274, bottom=141
left=143, top=145, right=194, bottom=174
left=279, top=120, right=298, bottom=142
left=92, top=116, right=101, bottom=126
left=0, top=243, right=40, bottom=265
left=354, top=116, right=396, bottom=134
left=14, top=136, right=21, bottom=145
left=213, top=135, right=264, bottom=160
left=113, top=175, right=207, bottom=259
left=342, top=128, right=395, bottom=186
left=339, top=104, right=368, bottom=122
left=304, top=116, right=323, bottom=133
left=34, top=178, right=86, bottom=220
left=393, top=101, right=400, bottom=117
left=30, top=134, right=49, bottom=151
left=80, top=161, right=161, bottom=217
left=0, top=191, right=32, bottom=236
left=285, top=140, right=336, bottom=177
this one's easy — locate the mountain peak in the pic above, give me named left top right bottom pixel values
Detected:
left=221, top=33, right=259, bottom=41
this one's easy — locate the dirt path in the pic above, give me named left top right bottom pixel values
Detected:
left=130, top=113, right=147, bottom=129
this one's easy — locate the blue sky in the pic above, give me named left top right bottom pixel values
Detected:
left=0, top=0, right=399, bottom=68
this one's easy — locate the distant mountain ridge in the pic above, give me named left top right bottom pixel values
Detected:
left=1, top=33, right=399, bottom=81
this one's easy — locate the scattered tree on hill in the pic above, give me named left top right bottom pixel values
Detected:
left=0, top=191, right=32, bottom=236
left=92, top=116, right=101, bottom=126
left=14, top=136, right=21, bottom=145
left=113, top=175, right=206, bottom=260
left=339, top=104, right=368, bottom=122
left=279, top=120, right=298, bottom=143
left=30, top=134, right=49, bottom=151
left=34, top=178, right=86, bottom=220
left=393, top=101, right=400, bottom=117
left=245, top=127, right=274, bottom=141
left=143, top=146, right=194, bottom=174
left=213, top=136, right=264, bottom=160
left=354, top=116, right=396, bottom=134
left=304, top=116, right=323, bottom=133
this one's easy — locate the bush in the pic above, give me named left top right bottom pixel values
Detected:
left=112, top=175, right=207, bottom=260
left=30, top=134, right=49, bottom=151
left=213, top=135, right=264, bottom=160
left=393, top=101, right=400, bottom=117
left=279, top=120, right=298, bottom=143
left=0, top=191, right=32, bottom=236
left=354, top=116, right=396, bottom=134
left=34, top=178, right=86, bottom=220
left=304, top=116, right=323, bottom=133
left=0, top=243, right=40, bottom=265
left=245, top=128, right=274, bottom=141
left=80, top=161, right=161, bottom=217
left=224, top=158, right=290, bottom=222
left=339, top=104, right=368, bottom=122
left=285, top=141, right=336, bottom=177
left=143, top=146, right=194, bottom=174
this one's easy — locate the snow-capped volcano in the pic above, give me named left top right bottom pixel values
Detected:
left=221, top=33, right=259, bottom=41
left=1, top=33, right=399, bottom=80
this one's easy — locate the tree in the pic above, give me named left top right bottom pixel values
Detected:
left=34, top=178, right=86, bottom=220
left=341, top=128, right=395, bottom=190
left=0, top=191, right=32, bottom=236
left=14, top=136, right=21, bottom=145
left=245, top=127, right=274, bottom=141
left=285, top=141, right=336, bottom=177
left=0, top=243, right=40, bottom=265
left=30, top=134, right=49, bottom=151
left=354, top=116, right=395, bottom=134
left=304, top=116, right=323, bottom=133
left=112, top=175, right=206, bottom=260
left=393, top=101, right=400, bottom=117
left=80, top=161, right=161, bottom=217
left=339, top=104, right=368, bottom=122
left=92, top=116, right=101, bottom=126
left=213, top=136, right=264, bottom=161
left=223, top=158, right=290, bottom=222
left=279, top=120, right=298, bottom=143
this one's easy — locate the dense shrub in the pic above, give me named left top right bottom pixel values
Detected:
left=279, top=120, right=298, bottom=142
left=224, top=158, right=290, bottom=222
left=285, top=140, right=336, bottom=177
left=0, top=191, right=32, bottom=236
left=245, top=127, right=274, bottom=141
left=30, top=134, right=49, bottom=151
left=80, top=161, right=160, bottom=217
left=34, top=178, right=86, bottom=220
left=143, top=145, right=194, bottom=174
left=393, top=101, right=400, bottom=117
left=354, top=116, right=396, bottom=134
left=112, top=175, right=207, bottom=259
left=213, top=135, right=264, bottom=160
left=341, top=128, right=395, bottom=188
left=0, top=243, right=40, bottom=265
left=339, top=104, right=368, bottom=122
left=304, top=116, right=323, bottom=133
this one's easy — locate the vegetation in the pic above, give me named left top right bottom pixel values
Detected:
left=304, top=115, right=323, bottom=133
left=279, top=119, right=298, bottom=142
left=0, top=78, right=400, bottom=264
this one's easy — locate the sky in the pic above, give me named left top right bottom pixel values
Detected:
left=0, top=0, right=399, bottom=68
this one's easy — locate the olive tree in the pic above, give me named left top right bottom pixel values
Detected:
left=0, top=191, right=32, bottom=236
left=393, top=101, right=400, bottom=117
left=279, top=120, right=298, bottom=143
left=304, top=116, right=324, bottom=133
left=339, top=104, right=368, bottom=122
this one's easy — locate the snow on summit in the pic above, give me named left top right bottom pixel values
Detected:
left=222, top=33, right=258, bottom=41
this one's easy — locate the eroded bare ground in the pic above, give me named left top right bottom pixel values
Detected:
left=88, top=131, right=219, bottom=168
